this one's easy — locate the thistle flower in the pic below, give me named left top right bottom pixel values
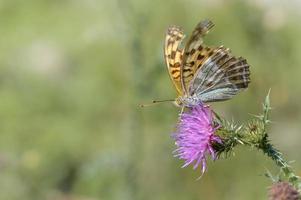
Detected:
left=173, top=104, right=221, bottom=174
left=268, top=182, right=300, bottom=200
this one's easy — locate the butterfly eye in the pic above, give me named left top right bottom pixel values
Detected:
left=173, top=98, right=183, bottom=107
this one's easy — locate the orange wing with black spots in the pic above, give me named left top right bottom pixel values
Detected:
left=181, top=19, right=215, bottom=94
left=164, top=26, right=185, bottom=95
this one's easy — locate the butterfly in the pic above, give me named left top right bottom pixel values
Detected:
left=164, top=19, right=250, bottom=107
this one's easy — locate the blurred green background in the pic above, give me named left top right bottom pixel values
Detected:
left=0, top=0, right=301, bottom=199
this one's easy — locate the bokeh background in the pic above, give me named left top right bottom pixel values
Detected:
left=0, top=0, right=301, bottom=199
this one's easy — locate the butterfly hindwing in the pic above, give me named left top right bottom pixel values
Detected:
left=189, top=47, right=250, bottom=102
left=164, top=26, right=185, bottom=95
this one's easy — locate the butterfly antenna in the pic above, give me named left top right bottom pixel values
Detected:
left=139, top=99, right=174, bottom=108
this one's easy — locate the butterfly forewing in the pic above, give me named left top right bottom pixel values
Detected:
left=181, top=19, right=215, bottom=93
left=164, top=26, right=185, bottom=95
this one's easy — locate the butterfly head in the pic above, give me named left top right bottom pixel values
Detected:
left=173, top=97, right=183, bottom=107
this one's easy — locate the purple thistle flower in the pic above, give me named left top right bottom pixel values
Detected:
left=173, top=104, right=222, bottom=174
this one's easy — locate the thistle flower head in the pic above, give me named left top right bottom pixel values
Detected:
left=268, top=182, right=300, bottom=200
left=173, top=104, right=221, bottom=174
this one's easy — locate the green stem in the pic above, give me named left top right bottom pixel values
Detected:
left=260, top=141, right=301, bottom=192
left=216, top=127, right=301, bottom=191
left=215, top=91, right=301, bottom=191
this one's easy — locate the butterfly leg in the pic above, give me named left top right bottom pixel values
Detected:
left=180, top=106, right=185, bottom=115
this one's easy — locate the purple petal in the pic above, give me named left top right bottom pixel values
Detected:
left=173, top=104, right=222, bottom=175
